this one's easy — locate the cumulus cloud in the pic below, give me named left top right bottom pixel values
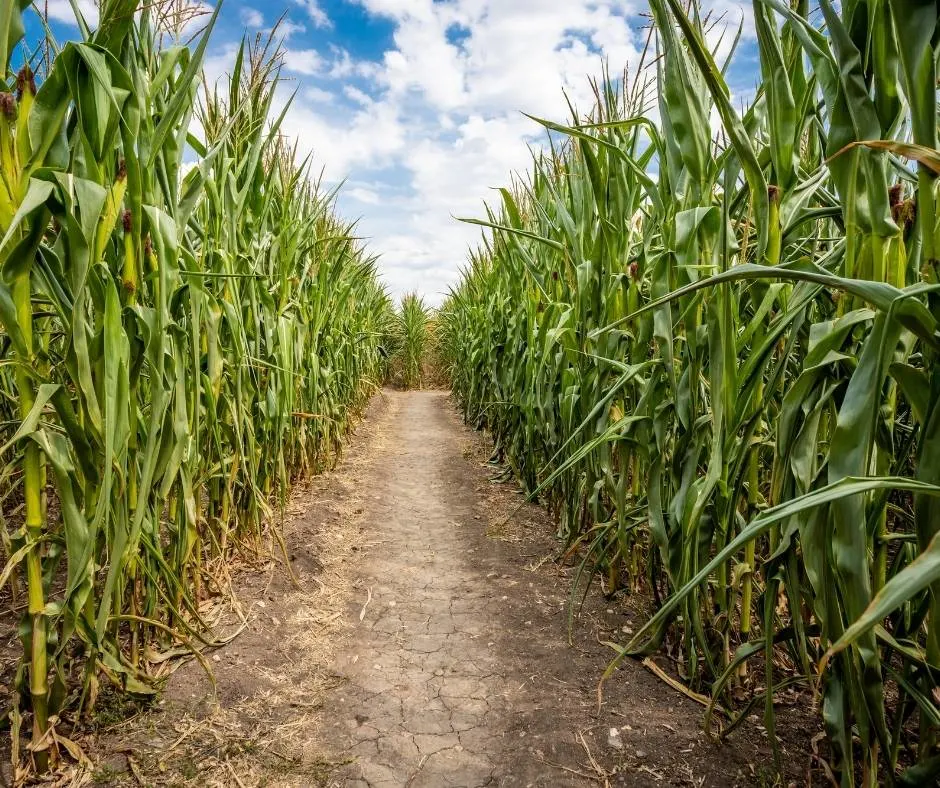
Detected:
left=320, top=0, right=755, bottom=303
left=44, top=0, right=100, bottom=25
left=276, top=88, right=407, bottom=175
left=346, top=186, right=383, bottom=205
left=202, top=41, right=242, bottom=89
left=299, top=0, right=666, bottom=302
left=282, top=47, right=326, bottom=75
left=292, top=0, right=332, bottom=29
left=303, top=86, right=336, bottom=103
left=277, top=18, right=307, bottom=39
left=239, top=6, right=264, bottom=28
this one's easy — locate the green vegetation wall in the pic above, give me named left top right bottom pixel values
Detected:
left=439, top=1, right=940, bottom=783
left=386, top=293, right=446, bottom=389
left=0, top=1, right=392, bottom=769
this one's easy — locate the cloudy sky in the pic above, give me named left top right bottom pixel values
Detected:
left=41, top=0, right=758, bottom=305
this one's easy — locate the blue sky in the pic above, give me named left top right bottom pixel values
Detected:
left=38, top=1, right=758, bottom=305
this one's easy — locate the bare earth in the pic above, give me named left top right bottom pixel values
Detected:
left=81, top=390, right=813, bottom=787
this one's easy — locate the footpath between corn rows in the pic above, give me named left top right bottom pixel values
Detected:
left=86, top=390, right=812, bottom=787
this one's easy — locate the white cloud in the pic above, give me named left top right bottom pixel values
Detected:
left=282, top=48, right=325, bottom=76
left=292, top=0, right=332, bottom=29
left=343, top=85, right=373, bottom=106
left=328, top=49, right=381, bottom=80
left=302, top=0, right=657, bottom=302
left=201, top=41, right=241, bottom=89
left=706, top=1, right=756, bottom=40
left=277, top=18, right=307, bottom=40
left=275, top=88, right=407, bottom=175
left=44, top=0, right=99, bottom=25
left=303, top=86, right=336, bottom=104
left=239, top=6, right=264, bottom=28
left=347, top=186, right=382, bottom=205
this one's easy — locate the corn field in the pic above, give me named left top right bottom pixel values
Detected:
left=439, top=1, right=940, bottom=784
left=0, top=0, right=391, bottom=770
left=387, top=293, right=431, bottom=390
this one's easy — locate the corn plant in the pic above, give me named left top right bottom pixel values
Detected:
left=392, top=292, right=430, bottom=390
left=439, top=2, right=940, bottom=783
left=0, top=1, right=392, bottom=772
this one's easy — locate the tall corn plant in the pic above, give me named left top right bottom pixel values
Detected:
left=393, top=292, right=429, bottom=389
left=439, top=3, right=940, bottom=783
left=0, top=1, right=392, bottom=772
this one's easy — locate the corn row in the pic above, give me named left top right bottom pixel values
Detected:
left=439, top=4, right=940, bottom=784
left=0, top=3, right=392, bottom=770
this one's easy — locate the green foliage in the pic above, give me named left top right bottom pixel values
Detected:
left=388, top=292, right=430, bottom=389
left=0, top=3, right=391, bottom=769
left=439, top=3, right=940, bottom=783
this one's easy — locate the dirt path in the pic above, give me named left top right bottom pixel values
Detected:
left=83, top=390, right=811, bottom=788
left=317, top=391, right=513, bottom=786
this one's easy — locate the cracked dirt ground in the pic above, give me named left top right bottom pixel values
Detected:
left=306, top=391, right=806, bottom=787
left=320, top=391, right=543, bottom=787
left=83, top=390, right=811, bottom=787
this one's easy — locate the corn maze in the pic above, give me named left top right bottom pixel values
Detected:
left=3, top=0, right=940, bottom=785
